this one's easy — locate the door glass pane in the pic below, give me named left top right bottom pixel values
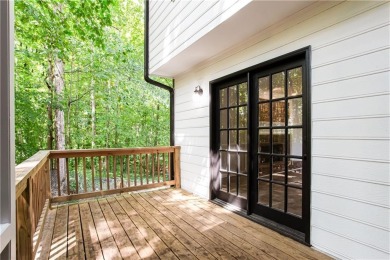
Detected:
left=288, top=159, right=302, bottom=187
left=238, top=175, right=247, bottom=198
left=229, top=174, right=237, bottom=195
left=239, top=83, right=248, bottom=105
left=259, top=103, right=270, bottom=127
left=239, top=153, right=247, bottom=174
left=229, top=108, right=237, bottom=128
left=288, top=67, right=302, bottom=97
left=238, top=130, right=247, bottom=151
left=220, top=109, right=227, bottom=129
left=272, top=129, right=285, bottom=155
left=272, top=184, right=284, bottom=211
left=220, top=88, right=228, bottom=108
left=229, top=130, right=237, bottom=150
left=272, top=156, right=285, bottom=183
left=272, top=101, right=285, bottom=126
left=288, top=98, right=302, bottom=126
left=220, top=131, right=228, bottom=150
left=258, top=155, right=270, bottom=179
left=221, top=172, right=227, bottom=192
left=229, top=85, right=237, bottom=106
left=238, top=106, right=247, bottom=127
left=259, top=76, right=270, bottom=101
left=220, top=151, right=227, bottom=171
left=258, top=181, right=269, bottom=206
left=259, top=129, right=270, bottom=153
left=288, top=187, right=302, bottom=217
left=229, top=153, right=237, bottom=173
left=272, top=72, right=285, bottom=99
left=287, top=128, right=302, bottom=156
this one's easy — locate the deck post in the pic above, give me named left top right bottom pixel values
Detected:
left=16, top=181, right=32, bottom=260
left=174, top=146, right=181, bottom=188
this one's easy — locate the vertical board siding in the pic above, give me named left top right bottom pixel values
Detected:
left=169, top=1, right=390, bottom=258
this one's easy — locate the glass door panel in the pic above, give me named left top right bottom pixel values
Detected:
left=255, top=66, right=304, bottom=223
left=218, top=82, right=248, bottom=204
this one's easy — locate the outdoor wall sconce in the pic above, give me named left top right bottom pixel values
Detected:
left=194, top=85, right=203, bottom=95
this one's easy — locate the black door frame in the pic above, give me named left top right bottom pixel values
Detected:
left=210, top=46, right=311, bottom=244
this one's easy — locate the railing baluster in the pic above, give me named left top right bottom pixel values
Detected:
left=168, top=152, right=171, bottom=181
left=146, top=154, right=148, bottom=183
left=83, top=157, right=87, bottom=192
left=66, top=158, right=70, bottom=195
left=127, top=155, right=130, bottom=187
left=152, top=153, right=155, bottom=184
left=56, top=158, right=61, bottom=196
left=133, top=154, right=137, bottom=186
left=157, top=152, right=160, bottom=183
left=99, top=156, right=103, bottom=191
left=139, top=154, right=143, bottom=185
left=120, top=156, right=124, bottom=188
left=91, top=157, right=95, bottom=191
left=113, top=156, right=117, bottom=189
left=106, top=156, right=110, bottom=190
left=162, top=153, right=166, bottom=182
left=75, top=157, right=79, bottom=194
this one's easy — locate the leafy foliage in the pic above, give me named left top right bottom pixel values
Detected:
left=15, top=0, right=171, bottom=164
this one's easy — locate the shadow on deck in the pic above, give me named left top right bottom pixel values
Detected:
left=35, top=188, right=331, bottom=260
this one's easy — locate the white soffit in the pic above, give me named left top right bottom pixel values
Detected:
left=151, top=1, right=315, bottom=77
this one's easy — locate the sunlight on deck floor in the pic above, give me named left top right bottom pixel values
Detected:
left=35, top=188, right=331, bottom=260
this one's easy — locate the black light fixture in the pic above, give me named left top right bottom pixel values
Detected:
left=194, top=85, right=203, bottom=95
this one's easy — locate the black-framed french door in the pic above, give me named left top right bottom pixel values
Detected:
left=212, top=76, right=249, bottom=209
left=210, top=47, right=311, bottom=242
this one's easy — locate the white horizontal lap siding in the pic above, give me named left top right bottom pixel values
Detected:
left=172, top=1, right=390, bottom=258
left=148, top=0, right=252, bottom=73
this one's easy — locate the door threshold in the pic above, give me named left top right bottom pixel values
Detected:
left=211, top=198, right=308, bottom=246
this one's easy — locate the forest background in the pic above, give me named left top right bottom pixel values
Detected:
left=15, top=0, right=171, bottom=164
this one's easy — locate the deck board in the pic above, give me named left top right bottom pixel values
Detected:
left=36, top=188, right=332, bottom=260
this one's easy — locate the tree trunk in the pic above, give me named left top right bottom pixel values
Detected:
left=53, top=58, right=66, bottom=184
left=91, top=82, right=96, bottom=148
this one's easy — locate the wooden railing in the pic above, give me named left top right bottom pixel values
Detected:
left=14, top=146, right=181, bottom=259
left=15, top=150, right=51, bottom=260
left=49, top=146, right=181, bottom=203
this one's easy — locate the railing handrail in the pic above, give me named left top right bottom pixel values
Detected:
left=48, top=146, right=179, bottom=158
left=15, top=150, right=50, bottom=198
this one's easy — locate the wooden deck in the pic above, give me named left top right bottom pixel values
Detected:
left=35, top=188, right=331, bottom=260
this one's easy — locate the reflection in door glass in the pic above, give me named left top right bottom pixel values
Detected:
left=229, top=85, right=237, bottom=106
left=220, top=109, right=227, bottom=129
left=272, top=101, right=285, bottom=126
left=258, top=181, right=270, bottom=206
left=220, top=88, right=227, bottom=108
left=238, top=130, right=247, bottom=151
left=229, top=108, right=237, bottom=128
left=239, top=83, right=248, bottom=105
left=239, top=175, right=247, bottom=198
left=220, top=131, right=228, bottom=150
left=288, top=128, right=302, bottom=156
left=238, top=106, right=247, bottom=127
left=259, top=77, right=270, bottom=101
left=288, top=98, right=302, bottom=126
left=221, top=172, right=227, bottom=192
left=288, top=158, right=302, bottom=187
left=288, top=187, right=302, bottom=217
left=272, top=72, right=285, bottom=99
left=230, top=174, right=237, bottom=195
left=272, top=183, right=284, bottom=211
left=229, top=131, right=237, bottom=151
left=288, top=67, right=302, bottom=97
left=259, top=103, right=270, bottom=127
